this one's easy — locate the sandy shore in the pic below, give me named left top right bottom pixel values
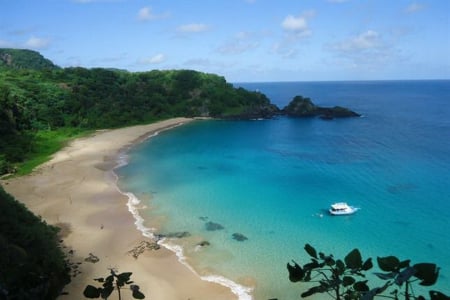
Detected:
left=2, top=118, right=238, bottom=300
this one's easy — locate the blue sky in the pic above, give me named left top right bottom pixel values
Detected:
left=1, top=0, right=449, bottom=82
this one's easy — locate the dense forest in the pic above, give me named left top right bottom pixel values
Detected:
left=0, top=48, right=277, bottom=176
left=0, top=185, right=70, bottom=299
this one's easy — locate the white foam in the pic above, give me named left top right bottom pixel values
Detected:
left=110, top=125, right=254, bottom=300
left=160, top=239, right=253, bottom=300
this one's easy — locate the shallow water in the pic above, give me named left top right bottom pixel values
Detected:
left=117, top=80, right=450, bottom=299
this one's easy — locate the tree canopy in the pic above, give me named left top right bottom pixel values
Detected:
left=0, top=186, right=70, bottom=299
left=0, top=48, right=276, bottom=176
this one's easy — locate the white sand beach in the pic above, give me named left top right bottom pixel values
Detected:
left=2, top=118, right=237, bottom=300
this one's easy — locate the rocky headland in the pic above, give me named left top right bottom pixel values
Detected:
left=282, top=95, right=361, bottom=120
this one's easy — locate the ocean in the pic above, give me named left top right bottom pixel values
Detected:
left=116, top=80, right=450, bottom=299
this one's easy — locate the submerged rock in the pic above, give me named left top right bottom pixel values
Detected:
left=155, top=231, right=191, bottom=239
left=232, top=233, right=248, bottom=241
left=197, top=240, right=211, bottom=247
left=128, top=240, right=160, bottom=259
left=205, top=221, right=224, bottom=231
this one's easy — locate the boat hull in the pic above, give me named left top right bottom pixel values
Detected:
left=329, top=202, right=359, bottom=216
left=329, top=208, right=358, bottom=216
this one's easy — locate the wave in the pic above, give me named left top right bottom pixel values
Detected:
left=111, top=127, right=254, bottom=300
left=161, top=240, right=253, bottom=300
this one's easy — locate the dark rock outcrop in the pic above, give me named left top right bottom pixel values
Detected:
left=282, top=96, right=360, bottom=119
left=220, top=103, right=281, bottom=120
left=232, top=233, right=248, bottom=241
left=205, top=221, right=225, bottom=231
left=155, top=231, right=191, bottom=239
left=197, top=240, right=211, bottom=247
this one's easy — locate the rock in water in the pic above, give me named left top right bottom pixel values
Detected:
left=205, top=221, right=224, bottom=231
left=232, top=233, right=248, bottom=241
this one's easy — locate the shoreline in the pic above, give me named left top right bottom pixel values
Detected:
left=1, top=118, right=244, bottom=300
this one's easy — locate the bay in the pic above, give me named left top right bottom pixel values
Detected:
left=117, top=80, right=450, bottom=299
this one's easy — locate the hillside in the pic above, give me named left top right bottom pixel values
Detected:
left=0, top=186, right=70, bottom=299
left=0, top=49, right=278, bottom=175
left=0, top=48, right=59, bottom=70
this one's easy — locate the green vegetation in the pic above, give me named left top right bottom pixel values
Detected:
left=284, top=244, right=449, bottom=300
left=83, top=270, right=145, bottom=300
left=0, top=48, right=58, bottom=70
left=0, top=48, right=276, bottom=176
left=14, top=128, right=92, bottom=176
left=0, top=186, right=70, bottom=299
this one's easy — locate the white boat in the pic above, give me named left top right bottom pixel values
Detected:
left=329, top=202, right=359, bottom=216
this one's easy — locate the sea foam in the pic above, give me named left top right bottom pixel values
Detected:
left=111, top=127, right=254, bottom=300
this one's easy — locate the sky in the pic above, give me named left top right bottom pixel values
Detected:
left=1, top=0, right=449, bottom=82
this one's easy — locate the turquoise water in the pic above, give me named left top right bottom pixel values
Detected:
left=117, top=80, right=450, bottom=299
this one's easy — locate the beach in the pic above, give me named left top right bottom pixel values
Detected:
left=1, top=117, right=237, bottom=300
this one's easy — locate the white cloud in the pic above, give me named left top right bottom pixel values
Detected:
left=139, top=53, right=166, bottom=64
left=177, top=23, right=209, bottom=33
left=272, top=42, right=299, bottom=59
left=282, top=15, right=308, bottom=32
left=405, top=3, right=424, bottom=14
left=332, top=30, right=381, bottom=52
left=328, top=30, right=401, bottom=69
left=281, top=11, right=314, bottom=38
left=137, top=7, right=169, bottom=21
left=25, top=36, right=50, bottom=49
left=217, top=31, right=260, bottom=55
left=275, top=11, right=314, bottom=59
left=138, top=7, right=152, bottom=21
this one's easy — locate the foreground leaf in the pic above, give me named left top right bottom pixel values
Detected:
left=301, top=285, right=327, bottom=298
left=100, top=286, right=114, bottom=299
left=362, top=258, right=373, bottom=271
left=361, top=282, right=390, bottom=300
left=374, top=272, right=396, bottom=280
left=287, top=261, right=305, bottom=282
left=414, top=263, right=440, bottom=286
left=304, top=244, right=318, bottom=259
left=430, top=290, right=450, bottom=300
left=353, top=280, right=370, bottom=292
left=336, top=259, right=345, bottom=275
left=345, top=249, right=362, bottom=269
left=343, top=276, right=355, bottom=287
left=133, top=289, right=146, bottom=299
left=377, top=256, right=400, bottom=272
left=83, top=285, right=101, bottom=298
left=131, top=284, right=146, bottom=299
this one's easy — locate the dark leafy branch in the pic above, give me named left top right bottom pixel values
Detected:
left=285, top=244, right=449, bottom=300
left=83, top=269, right=145, bottom=300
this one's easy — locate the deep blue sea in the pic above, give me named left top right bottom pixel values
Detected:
left=117, top=80, right=450, bottom=299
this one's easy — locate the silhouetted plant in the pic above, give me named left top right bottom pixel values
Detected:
left=83, top=269, right=145, bottom=300
left=286, top=244, right=449, bottom=300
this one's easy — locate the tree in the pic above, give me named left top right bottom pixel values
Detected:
left=0, top=186, right=70, bottom=299
left=286, top=244, right=449, bottom=300
left=83, top=269, right=145, bottom=300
